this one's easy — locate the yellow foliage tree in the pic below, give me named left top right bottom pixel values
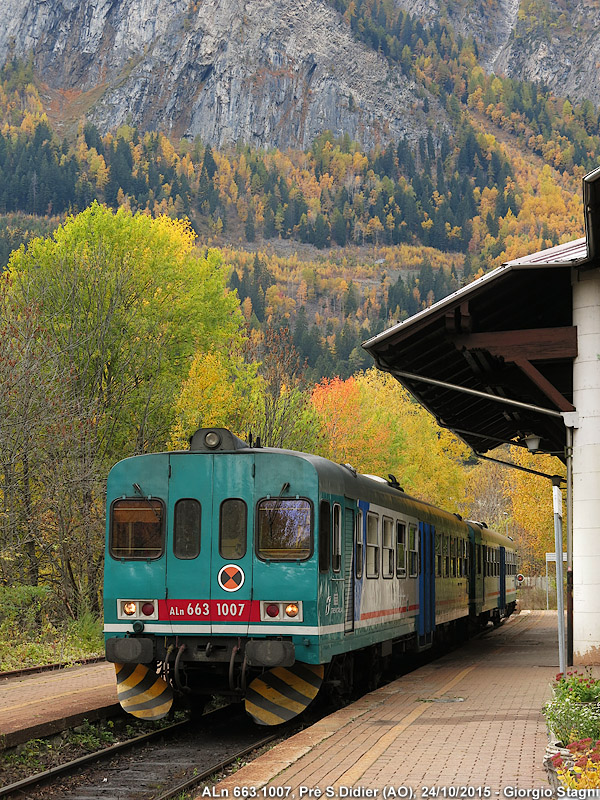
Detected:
left=503, top=446, right=565, bottom=575
left=169, top=350, right=258, bottom=449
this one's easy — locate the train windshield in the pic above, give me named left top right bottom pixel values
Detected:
left=110, top=498, right=164, bottom=559
left=256, top=498, right=312, bottom=560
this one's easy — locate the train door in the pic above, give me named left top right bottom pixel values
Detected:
left=418, top=522, right=435, bottom=646
left=330, top=503, right=345, bottom=628
left=499, top=546, right=506, bottom=611
left=343, top=504, right=355, bottom=633
left=164, top=453, right=254, bottom=634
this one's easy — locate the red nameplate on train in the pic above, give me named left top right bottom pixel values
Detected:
left=157, top=599, right=261, bottom=621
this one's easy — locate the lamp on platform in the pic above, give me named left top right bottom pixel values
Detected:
left=523, top=434, right=542, bottom=453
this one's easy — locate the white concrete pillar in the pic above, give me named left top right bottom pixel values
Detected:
left=572, top=267, right=600, bottom=664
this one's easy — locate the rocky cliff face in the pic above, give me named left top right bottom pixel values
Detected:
left=1, top=0, right=597, bottom=150
left=396, top=0, right=600, bottom=101
left=491, top=0, right=600, bottom=102
left=0, top=0, right=436, bottom=150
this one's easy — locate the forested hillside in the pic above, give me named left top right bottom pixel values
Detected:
left=0, top=204, right=560, bottom=650
left=0, top=12, right=592, bottom=379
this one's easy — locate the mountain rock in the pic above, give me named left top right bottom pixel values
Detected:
left=2, top=0, right=596, bottom=151
left=0, top=0, right=436, bottom=149
left=395, top=0, right=600, bottom=102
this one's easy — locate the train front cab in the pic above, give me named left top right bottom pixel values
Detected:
left=104, top=442, right=326, bottom=724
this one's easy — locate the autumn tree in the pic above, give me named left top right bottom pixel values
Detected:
left=312, top=369, right=470, bottom=509
left=0, top=274, right=64, bottom=588
left=169, top=349, right=259, bottom=449
left=502, top=446, right=565, bottom=575
left=245, top=327, right=323, bottom=452
left=3, top=203, right=244, bottom=614
left=8, top=202, right=243, bottom=455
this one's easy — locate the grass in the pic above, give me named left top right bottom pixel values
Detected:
left=0, top=609, right=104, bottom=672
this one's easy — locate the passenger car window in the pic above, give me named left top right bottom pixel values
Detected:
left=435, top=532, right=442, bottom=577
left=219, top=499, right=247, bottom=559
left=257, top=498, right=312, bottom=561
left=332, top=504, right=342, bottom=572
left=409, top=523, right=418, bottom=577
left=396, top=521, right=407, bottom=578
left=174, top=498, right=201, bottom=559
left=382, top=517, right=394, bottom=578
left=110, top=498, right=164, bottom=559
left=366, top=512, right=379, bottom=577
left=443, top=535, right=449, bottom=577
left=355, top=510, right=364, bottom=578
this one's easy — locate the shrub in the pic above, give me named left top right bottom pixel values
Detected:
left=0, top=585, right=50, bottom=639
left=0, top=587, right=103, bottom=671
left=553, top=670, right=600, bottom=703
left=544, top=671, right=600, bottom=745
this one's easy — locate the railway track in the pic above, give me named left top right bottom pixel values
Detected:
left=0, top=704, right=282, bottom=800
left=1, top=617, right=522, bottom=799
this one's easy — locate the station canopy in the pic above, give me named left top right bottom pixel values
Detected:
left=362, top=167, right=600, bottom=464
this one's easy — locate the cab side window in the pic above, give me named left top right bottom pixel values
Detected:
left=174, top=498, right=201, bottom=559
left=219, top=499, right=247, bottom=559
left=319, top=500, right=331, bottom=572
left=332, top=504, right=342, bottom=572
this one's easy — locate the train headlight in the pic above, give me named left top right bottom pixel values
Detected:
left=204, top=431, right=222, bottom=449
left=117, top=599, right=159, bottom=620
left=285, top=603, right=299, bottom=618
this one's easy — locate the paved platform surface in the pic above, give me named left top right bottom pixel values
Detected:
left=0, top=661, right=118, bottom=748
left=210, top=610, right=558, bottom=798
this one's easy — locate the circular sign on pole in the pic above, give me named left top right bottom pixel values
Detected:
left=218, top=564, right=245, bottom=592
left=516, top=573, right=525, bottom=584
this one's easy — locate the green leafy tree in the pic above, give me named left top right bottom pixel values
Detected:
left=3, top=202, right=244, bottom=613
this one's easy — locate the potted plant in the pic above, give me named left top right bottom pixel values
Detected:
left=544, top=670, right=600, bottom=790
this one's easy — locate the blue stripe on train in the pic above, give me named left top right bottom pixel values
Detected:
left=418, top=522, right=435, bottom=637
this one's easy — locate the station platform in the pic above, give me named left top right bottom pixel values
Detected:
left=0, top=661, right=119, bottom=748
left=210, top=610, right=558, bottom=796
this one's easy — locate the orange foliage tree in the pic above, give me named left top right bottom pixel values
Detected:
left=311, top=369, right=470, bottom=510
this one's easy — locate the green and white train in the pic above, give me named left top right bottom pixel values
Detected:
left=104, top=428, right=517, bottom=725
